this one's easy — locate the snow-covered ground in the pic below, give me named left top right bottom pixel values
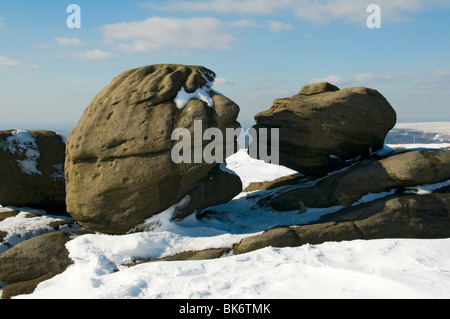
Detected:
left=1, top=142, right=450, bottom=299
left=387, top=122, right=450, bottom=144
left=394, top=122, right=450, bottom=135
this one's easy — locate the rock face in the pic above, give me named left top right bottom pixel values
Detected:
left=0, top=130, right=66, bottom=213
left=235, top=148, right=450, bottom=254
left=234, top=187, right=450, bottom=255
left=258, top=149, right=450, bottom=212
left=65, top=64, right=242, bottom=234
left=251, top=82, right=397, bottom=176
left=0, top=232, right=73, bottom=299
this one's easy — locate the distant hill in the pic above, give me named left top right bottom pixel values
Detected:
left=386, top=122, right=450, bottom=144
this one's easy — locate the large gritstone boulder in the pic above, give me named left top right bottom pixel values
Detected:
left=251, top=82, right=397, bottom=176
left=65, top=64, right=242, bottom=234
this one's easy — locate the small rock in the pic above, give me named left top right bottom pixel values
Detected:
left=0, top=231, right=73, bottom=299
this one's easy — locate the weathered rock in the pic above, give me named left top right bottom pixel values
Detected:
left=233, top=227, right=302, bottom=255
left=0, top=231, right=73, bottom=299
left=251, top=82, right=397, bottom=176
left=242, top=174, right=303, bottom=192
left=0, top=230, right=7, bottom=243
left=298, top=82, right=340, bottom=96
left=233, top=188, right=450, bottom=255
left=261, top=149, right=450, bottom=211
left=318, top=190, right=450, bottom=240
left=155, top=247, right=231, bottom=262
left=177, top=165, right=243, bottom=218
left=0, top=210, right=20, bottom=221
left=0, top=130, right=66, bottom=213
left=65, top=64, right=242, bottom=234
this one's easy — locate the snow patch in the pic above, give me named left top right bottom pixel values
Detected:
left=225, top=149, right=297, bottom=189
left=174, top=86, right=214, bottom=110
left=0, top=207, right=80, bottom=254
left=173, top=69, right=222, bottom=110
left=0, top=130, right=42, bottom=175
left=128, top=195, right=192, bottom=233
left=352, top=191, right=397, bottom=206
left=405, top=178, right=450, bottom=195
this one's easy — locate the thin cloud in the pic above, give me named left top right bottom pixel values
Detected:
left=249, top=77, right=282, bottom=83
left=0, top=18, right=5, bottom=28
left=354, top=73, right=412, bottom=83
left=98, top=17, right=251, bottom=53
left=268, top=20, right=295, bottom=32
left=426, top=69, right=450, bottom=79
left=307, top=73, right=413, bottom=87
left=354, top=73, right=392, bottom=83
left=146, top=0, right=449, bottom=25
left=415, top=79, right=450, bottom=95
left=70, top=49, right=120, bottom=60
left=144, top=0, right=291, bottom=15
left=0, top=56, right=39, bottom=71
left=214, top=77, right=235, bottom=85
left=308, top=75, right=349, bottom=86
left=54, top=37, right=83, bottom=46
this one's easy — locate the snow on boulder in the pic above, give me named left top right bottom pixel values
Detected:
left=0, top=130, right=66, bottom=213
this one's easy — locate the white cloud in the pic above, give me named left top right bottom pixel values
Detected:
left=172, top=51, right=190, bottom=57
left=249, top=77, right=282, bottom=83
left=353, top=73, right=412, bottom=83
left=273, top=89, right=294, bottom=96
left=146, top=0, right=449, bottom=25
left=34, top=43, right=51, bottom=50
left=214, top=77, right=235, bottom=85
left=227, top=19, right=261, bottom=28
left=415, top=79, right=450, bottom=95
left=0, top=18, right=5, bottom=28
left=145, top=0, right=291, bottom=15
left=70, top=49, right=120, bottom=60
left=354, top=73, right=392, bottom=83
left=0, top=56, right=39, bottom=71
left=308, top=75, right=349, bottom=86
left=268, top=20, right=295, bottom=32
left=54, top=37, right=83, bottom=46
left=426, top=69, right=450, bottom=79
left=98, top=17, right=249, bottom=53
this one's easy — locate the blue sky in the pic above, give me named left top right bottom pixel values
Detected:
left=0, top=0, right=449, bottom=131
